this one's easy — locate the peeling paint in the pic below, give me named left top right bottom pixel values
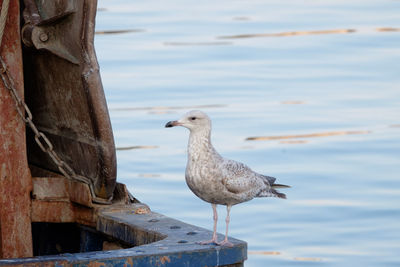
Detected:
left=159, top=256, right=171, bottom=265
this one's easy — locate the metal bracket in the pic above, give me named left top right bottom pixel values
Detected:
left=22, top=0, right=80, bottom=64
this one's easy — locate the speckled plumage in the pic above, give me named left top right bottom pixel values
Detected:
left=165, top=110, right=288, bottom=246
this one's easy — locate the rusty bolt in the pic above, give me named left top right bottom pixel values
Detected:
left=39, top=32, right=49, bottom=42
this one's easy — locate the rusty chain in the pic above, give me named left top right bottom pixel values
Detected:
left=0, top=57, right=111, bottom=204
left=0, top=57, right=88, bottom=184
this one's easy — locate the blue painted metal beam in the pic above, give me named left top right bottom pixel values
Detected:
left=0, top=204, right=247, bottom=266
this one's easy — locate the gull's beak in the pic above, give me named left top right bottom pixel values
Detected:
left=165, top=120, right=182, bottom=128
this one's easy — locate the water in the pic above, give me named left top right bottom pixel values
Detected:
left=95, top=1, right=400, bottom=266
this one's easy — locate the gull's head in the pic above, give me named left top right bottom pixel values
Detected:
left=165, top=110, right=211, bottom=132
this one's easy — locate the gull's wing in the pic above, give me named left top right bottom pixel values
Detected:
left=220, top=159, right=286, bottom=199
left=220, top=159, right=266, bottom=195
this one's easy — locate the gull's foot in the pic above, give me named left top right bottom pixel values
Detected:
left=217, top=240, right=234, bottom=247
left=197, top=239, right=218, bottom=245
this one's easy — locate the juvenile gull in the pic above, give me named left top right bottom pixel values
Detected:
left=165, top=110, right=289, bottom=247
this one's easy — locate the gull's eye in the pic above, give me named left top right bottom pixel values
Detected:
left=190, top=117, right=197, bottom=121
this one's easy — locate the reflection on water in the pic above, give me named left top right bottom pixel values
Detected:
left=376, top=27, right=400, bottom=32
left=295, top=199, right=367, bottom=207
left=246, top=130, right=371, bottom=141
left=137, top=173, right=161, bottom=178
left=164, top=41, right=233, bottom=46
left=218, top=29, right=356, bottom=39
left=279, top=140, right=308, bottom=144
left=248, top=251, right=281, bottom=255
left=95, top=29, right=144, bottom=35
left=96, top=0, right=400, bottom=266
left=281, top=101, right=306, bottom=105
left=116, top=145, right=158, bottom=151
left=110, top=104, right=226, bottom=112
left=294, top=257, right=323, bottom=262
left=232, top=16, right=251, bottom=21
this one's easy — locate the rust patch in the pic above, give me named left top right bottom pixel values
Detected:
left=32, top=176, right=93, bottom=207
left=68, top=180, right=93, bottom=207
left=160, top=256, right=171, bottom=265
left=87, top=261, right=107, bottom=267
left=31, top=199, right=97, bottom=227
left=73, top=204, right=97, bottom=227
left=31, top=200, right=75, bottom=223
left=102, top=241, right=124, bottom=251
left=0, top=0, right=33, bottom=258
left=32, top=177, right=69, bottom=201
left=135, top=206, right=150, bottom=215
left=124, top=257, right=133, bottom=267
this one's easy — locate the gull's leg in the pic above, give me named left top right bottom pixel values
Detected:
left=217, top=205, right=234, bottom=247
left=211, top=203, right=218, bottom=242
left=198, top=203, right=218, bottom=245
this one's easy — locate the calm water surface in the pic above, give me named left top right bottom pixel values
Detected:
left=95, top=1, right=400, bottom=266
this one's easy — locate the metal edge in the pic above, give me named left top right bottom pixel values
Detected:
left=0, top=206, right=247, bottom=266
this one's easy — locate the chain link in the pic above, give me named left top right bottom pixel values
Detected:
left=0, top=57, right=110, bottom=203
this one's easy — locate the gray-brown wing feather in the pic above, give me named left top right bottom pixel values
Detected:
left=221, top=160, right=266, bottom=195
left=221, top=160, right=286, bottom=199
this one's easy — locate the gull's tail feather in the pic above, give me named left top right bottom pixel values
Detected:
left=257, top=188, right=287, bottom=199
left=261, top=175, right=291, bottom=188
left=272, top=183, right=291, bottom=189
left=272, top=182, right=289, bottom=199
left=259, top=174, right=290, bottom=199
left=272, top=188, right=286, bottom=199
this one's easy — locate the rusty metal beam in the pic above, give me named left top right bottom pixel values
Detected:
left=31, top=175, right=98, bottom=227
left=31, top=200, right=98, bottom=227
left=32, top=176, right=94, bottom=207
left=31, top=201, right=75, bottom=223
left=30, top=175, right=134, bottom=228
left=0, top=0, right=33, bottom=258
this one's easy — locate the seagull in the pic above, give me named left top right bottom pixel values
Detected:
left=165, top=110, right=289, bottom=247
